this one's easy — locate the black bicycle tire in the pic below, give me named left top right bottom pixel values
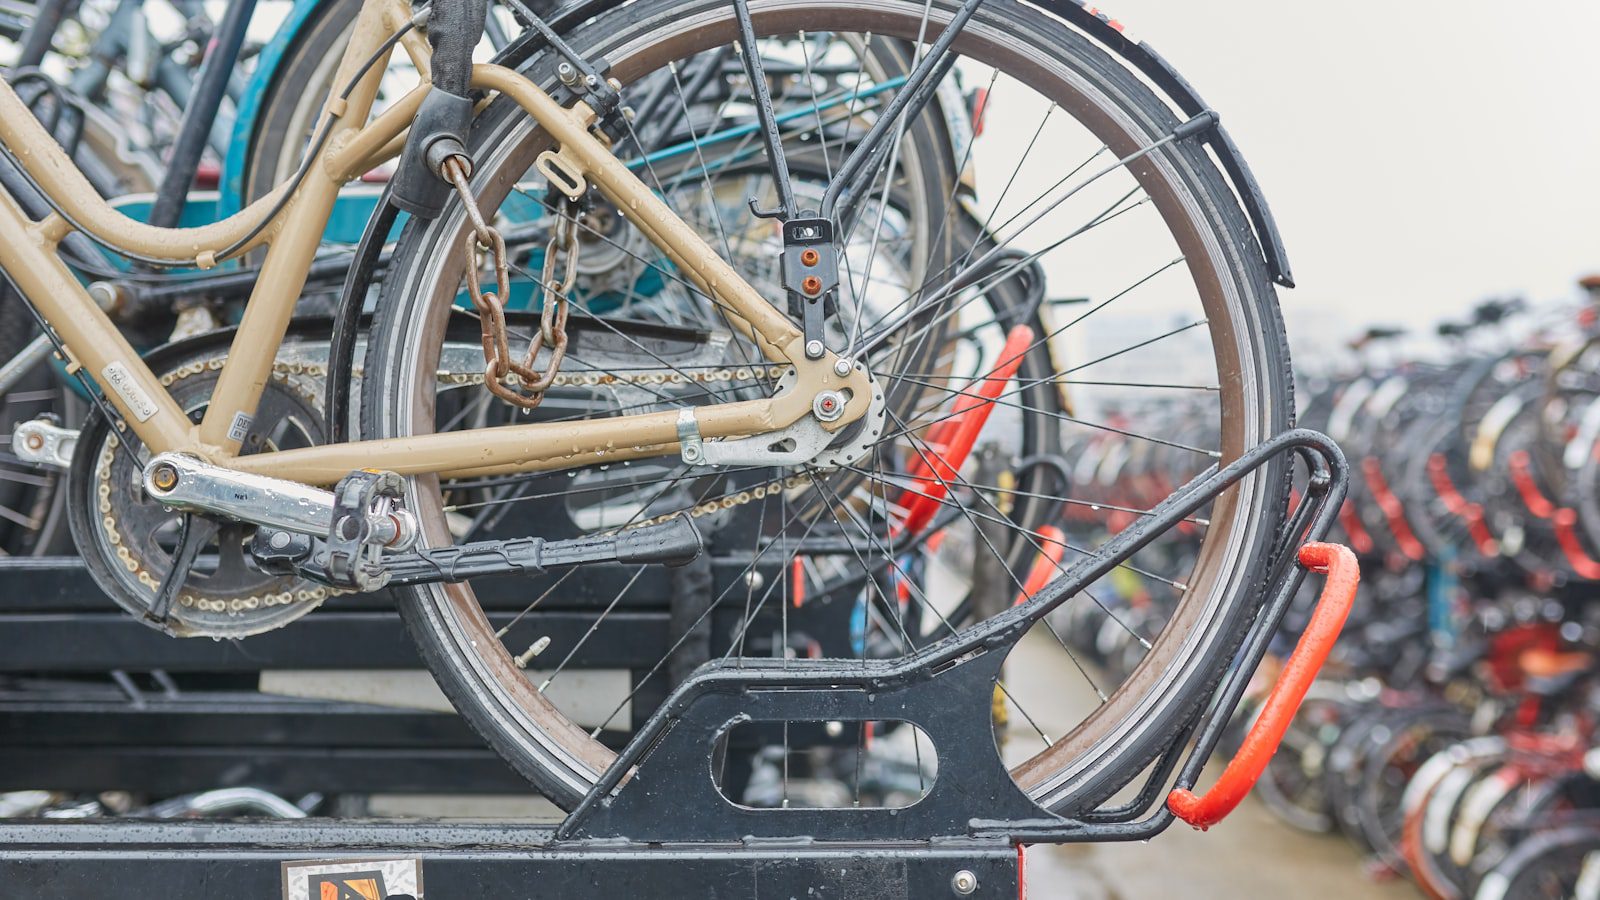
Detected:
left=363, top=0, right=1293, bottom=813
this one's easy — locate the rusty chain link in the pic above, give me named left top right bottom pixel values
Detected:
left=443, top=156, right=576, bottom=410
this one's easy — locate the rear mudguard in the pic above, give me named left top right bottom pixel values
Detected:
left=1063, top=3, right=1293, bottom=287
left=314, top=0, right=1293, bottom=431
left=485, top=0, right=1294, bottom=287
left=230, top=0, right=1292, bottom=287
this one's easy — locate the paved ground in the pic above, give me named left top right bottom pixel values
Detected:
left=1025, top=802, right=1415, bottom=899
left=1001, top=630, right=1415, bottom=900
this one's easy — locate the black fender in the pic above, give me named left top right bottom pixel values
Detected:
left=1056, top=2, right=1294, bottom=287
left=324, top=0, right=1295, bottom=436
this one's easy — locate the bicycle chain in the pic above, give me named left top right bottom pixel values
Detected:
left=430, top=359, right=820, bottom=532
left=95, top=358, right=344, bottom=616
left=432, top=363, right=789, bottom=389
left=117, top=356, right=821, bottom=595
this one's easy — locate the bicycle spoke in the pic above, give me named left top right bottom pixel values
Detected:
left=537, top=566, right=647, bottom=693
left=809, top=458, right=1055, bottom=743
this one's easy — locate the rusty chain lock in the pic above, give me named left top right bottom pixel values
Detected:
left=443, top=155, right=577, bottom=410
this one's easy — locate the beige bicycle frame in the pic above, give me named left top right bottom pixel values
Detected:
left=0, top=0, right=869, bottom=485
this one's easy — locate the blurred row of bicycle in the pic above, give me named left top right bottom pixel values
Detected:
left=1049, top=277, right=1600, bottom=899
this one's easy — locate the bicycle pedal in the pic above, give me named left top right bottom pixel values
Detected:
left=252, top=515, right=703, bottom=590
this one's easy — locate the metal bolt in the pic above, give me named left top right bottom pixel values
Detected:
left=800, top=274, right=823, bottom=296
left=805, top=339, right=825, bottom=359
left=557, top=62, right=578, bottom=85
left=682, top=444, right=701, bottom=462
left=149, top=463, right=179, bottom=492
left=824, top=720, right=843, bottom=737
left=813, top=391, right=845, bottom=422
left=269, top=531, right=291, bottom=550
left=951, top=870, right=978, bottom=895
left=23, top=432, right=43, bottom=451
left=833, top=358, right=853, bottom=377
left=799, top=248, right=820, bottom=267
left=744, top=570, right=764, bottom=591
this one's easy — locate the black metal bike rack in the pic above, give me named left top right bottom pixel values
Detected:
left=0, top=428, right=1347, bottom=898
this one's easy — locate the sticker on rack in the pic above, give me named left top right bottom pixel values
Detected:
left=228, top=411, right=254, bottom=443
left=100, top=361, right=158, bottom=422
left=282, top=857, right=422, bottom=900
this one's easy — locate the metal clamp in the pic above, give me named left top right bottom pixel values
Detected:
left=11, top=418, right=77, bottom=469
left=676, top=408, right=705, bottom=464
left=699, top=416, right=834, bottom=467
left=780, top=218, right=837, bottom=361
left=677, top=408, right=836, bottom=468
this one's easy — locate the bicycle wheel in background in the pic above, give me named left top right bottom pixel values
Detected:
left=0, top=286, right=75, bottom=555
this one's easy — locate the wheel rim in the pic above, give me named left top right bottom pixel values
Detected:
left=371, top=0, right=1285, bottom=811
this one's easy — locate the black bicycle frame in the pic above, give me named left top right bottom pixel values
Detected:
left=146, top=0, right=259, bottom=228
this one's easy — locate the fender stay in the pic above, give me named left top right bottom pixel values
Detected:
left=1056, top=2, right=1294, bottom=287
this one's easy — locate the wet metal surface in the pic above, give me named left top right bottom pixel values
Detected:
left=341, top=628, right=1414, bottom=897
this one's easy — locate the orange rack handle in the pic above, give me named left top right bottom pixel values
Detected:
left=1167, top=542, right=1360, bottom=830
left=894, top=324, right=1034, bottom=538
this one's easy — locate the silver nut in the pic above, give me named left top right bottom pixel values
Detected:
left=805, top=339, right=825, bottom=359
left=148, top=462, right=180, bottom=492
left=813, top=391, right=845, bottom=422
left=951, top=870, right=978, bottom=895
left=557, top=62, right=578, bottom=85
left=744, top=570, right=764, bottom=591
left=833, top=358, right=852, bottom=377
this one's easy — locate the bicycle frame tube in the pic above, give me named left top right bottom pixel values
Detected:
left=0, top=0, right=870, bottom=485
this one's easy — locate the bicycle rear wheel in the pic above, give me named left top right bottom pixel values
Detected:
left=364, top=0, right=1293, bottom=813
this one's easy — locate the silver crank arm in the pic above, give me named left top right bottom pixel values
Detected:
left=141, top=452, right=415, bottom=548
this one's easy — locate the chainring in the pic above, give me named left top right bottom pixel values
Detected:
left=67, top=347, right=335, bottom=638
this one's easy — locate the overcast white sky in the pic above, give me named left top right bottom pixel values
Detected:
left=1077, top=1, right=1600, bottom=350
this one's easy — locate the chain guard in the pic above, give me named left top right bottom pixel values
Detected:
left=66, top=346, right=335, bottom=638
